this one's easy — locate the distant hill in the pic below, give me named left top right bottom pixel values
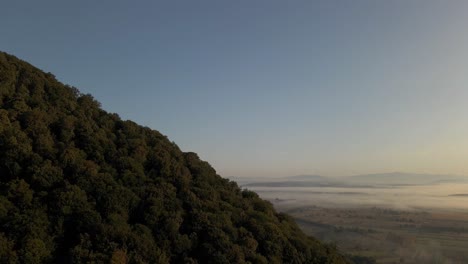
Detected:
left=242, top=172, right=468, bottom=188
left=228, top=175, right=331, bottom=187
left=242, top=175, right=367, bottom=188
left=0, top=52, right=349, bottom=263
left=448, top=194, right=468, bottom=197
left=344, top=172, right=468, bottom=185
left=243, top=181, right=371, bottom=188
left=286, top=175, right=328, bottom=181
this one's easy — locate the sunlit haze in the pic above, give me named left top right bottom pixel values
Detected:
left=3, top=1, right=468, bottom=177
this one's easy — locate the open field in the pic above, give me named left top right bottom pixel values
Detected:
left=283, top=205, right=468, bottom=263
left=247, top=183, right=468, bottom=263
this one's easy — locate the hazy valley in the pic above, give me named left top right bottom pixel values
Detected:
left=234, top=173, right=468, bottom=263
left=4, top=1, right=468, bottom=263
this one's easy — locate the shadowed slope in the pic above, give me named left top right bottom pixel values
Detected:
left=0, top=52, right=348, bottom=263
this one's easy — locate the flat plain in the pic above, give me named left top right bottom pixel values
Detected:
left=283, top=205, right=468, bottom=263
left=247, top=183, right=468, bottom=264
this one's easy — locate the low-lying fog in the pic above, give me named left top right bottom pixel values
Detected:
left=231, top=174, right=468, bottom=262
left=232, top=173, right=468, bottom=211
left=249, top=184, right=468, bottom=211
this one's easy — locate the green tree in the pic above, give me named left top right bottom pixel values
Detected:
left=0, top=51, right=350, bottom=264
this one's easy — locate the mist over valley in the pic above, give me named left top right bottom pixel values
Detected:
left=231, top=173, right=468, bottom=263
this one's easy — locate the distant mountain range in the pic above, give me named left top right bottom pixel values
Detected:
left=238, top=172, right=468, bottom=188
left=345, top=172, right=468, bottom=185
left=284, top=175, right=328, bottom=181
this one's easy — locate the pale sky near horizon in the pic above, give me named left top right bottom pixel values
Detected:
left=2, top=1, right=468, bottom=177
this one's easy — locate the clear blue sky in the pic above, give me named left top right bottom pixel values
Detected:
left=3, top=1, right=468, bottom=177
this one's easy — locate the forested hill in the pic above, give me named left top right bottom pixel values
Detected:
left=0, top=52, right=348, bottom=263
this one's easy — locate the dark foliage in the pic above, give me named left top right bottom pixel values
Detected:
left=0, top=52, right=349, bottom=263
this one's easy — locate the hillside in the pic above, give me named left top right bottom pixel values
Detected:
left=0, top=52, right=348, bottom=263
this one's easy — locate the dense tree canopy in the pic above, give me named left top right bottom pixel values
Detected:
left=0, top=52, right=349, bottom=263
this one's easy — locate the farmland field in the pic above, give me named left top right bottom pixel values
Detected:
left=248, top=184, right=468, bottom=263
